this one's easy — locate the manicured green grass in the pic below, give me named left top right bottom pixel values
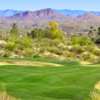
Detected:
left=0, top=57, right=100, bottom=100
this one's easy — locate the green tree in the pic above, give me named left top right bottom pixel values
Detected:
left=10, top=23, right=19, bottom=36
left=97, top=27, right=100, bottom=35
left=7, top=24, right=19, bottom=51
left=48, top=21, right=65, bottom=40
left=88, top=26, right=96, bottom=41
left=30, top=28, right=46, bottom=39
left=95, top=27, right=100, bottom=44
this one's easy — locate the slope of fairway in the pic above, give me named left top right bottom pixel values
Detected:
left=0, top=57, right=99, bottom=100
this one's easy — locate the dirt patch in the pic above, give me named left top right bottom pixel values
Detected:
left=0, top=61, right=62, bottom=67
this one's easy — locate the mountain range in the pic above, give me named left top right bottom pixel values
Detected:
left=0, top=8, right=100, bottom=17
left=0, top=8, right=100, bottom=34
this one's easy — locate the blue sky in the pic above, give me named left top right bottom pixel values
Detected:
left=0, top=0, right=100, bottom=11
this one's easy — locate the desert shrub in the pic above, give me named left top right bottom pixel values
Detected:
left=18, top=35, right=33, bottom=49
left=32, top=38, right=66, bottom=56
left=80, top=52, right=98, bottom=63
left=88, top=26, right=100, bottom=45
left=91, top=47, right=100, bottom=56
left=2, top=50, right=11, bottom=57
left=71, top=35, right=93, bottom=46
left=46, top=46, right=63, bottom=55
left=95, top=36, right=100, bottom=45
left=81, top=52, right=91, bottom=61
left=0, top=50, right=6, bottom=57
left=88, top=26, right=97, bottom=41
left=6, top=41, right=16, bottom=51
left=0, top=40, right=7, bottom=48
left=22, top=48, right=33, bottom=56
left=70, top=45, right=85, bottom=54
left=63, top=51, right=76, bottom=58
left=6, top=33, right=19, bottom=51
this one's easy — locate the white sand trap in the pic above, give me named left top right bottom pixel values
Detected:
left=91, top=81, right=100, bottom=100
left=0, top=61, right=62, bottom=67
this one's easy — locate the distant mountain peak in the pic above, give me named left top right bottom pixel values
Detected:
left=0, top=8, right=100, bottom=17
left=83, top=12, right=96, bottom=16
left=34, top=8, right=57, bottom=17
left=13, top=8, right=65, bottom=20
left=78, top=12, right=99, bottom=20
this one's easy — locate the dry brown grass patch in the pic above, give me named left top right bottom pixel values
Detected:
left=91, top=81, right=100, bottom=100
left=0, top=61, right=62, bottom=67
left=0, top=91, right=19, bottom=100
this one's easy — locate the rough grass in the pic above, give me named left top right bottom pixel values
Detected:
left=0, top=91, right=18, bottom=100
left=0, top=57, right=99, bottom=100
left=91, top=81, right=100, bottom=100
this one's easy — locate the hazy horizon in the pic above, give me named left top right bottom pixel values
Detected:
left=0, top=0, right=100, bottom=11
left=0, top=8, right=100, bottom=12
